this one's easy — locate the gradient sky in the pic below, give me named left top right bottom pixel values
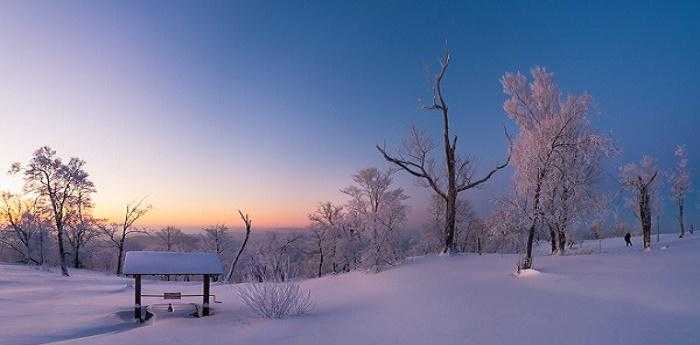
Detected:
left=1, top=1, right=698, bottom=230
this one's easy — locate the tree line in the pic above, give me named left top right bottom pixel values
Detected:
left=0, top=51, right=693, bottom=278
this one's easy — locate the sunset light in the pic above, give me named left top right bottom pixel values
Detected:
left=0, top=2, right=698, bottom=345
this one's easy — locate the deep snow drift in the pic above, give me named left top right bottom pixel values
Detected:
left=1, top=234, right=698, bottom=345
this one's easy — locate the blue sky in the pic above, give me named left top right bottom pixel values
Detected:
left=0, top=1, right=697, bottom=230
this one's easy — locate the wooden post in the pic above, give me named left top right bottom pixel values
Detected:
left=134, top=274, right=142, bottom=321
left=203, top=274, right=210, bottom=316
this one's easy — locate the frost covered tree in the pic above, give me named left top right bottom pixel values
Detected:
left=103, top=198, right=151, bottom=275
left=669, top=145, right=691, bottom=238
left=540, top=122, right=611, bottom=255
left=155, top=226, right=185, bottom=251
left=485, top=194, right=529, bottom=254
left=502, top=67, right=599, bottom=268
left=378, top=51, right=510, bottom=253
left=619, top=155, right=659, bottom=249
left=342, top=168, right=408, bottom=269
left=201, top=224, right=231, bottom=257
left=247, top=232, right=303, bottom=282
left=308, top=202, right=343, bottom=277
left=11, top=147, right=96, bottom=276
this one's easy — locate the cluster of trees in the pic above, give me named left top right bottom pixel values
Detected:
left=0, top=52, right=694, bottom=278
left=0, top=147, right=153, bottom=276
left=377, top=51, right=693, bottom=271
left=308, top=167, right=409, bottom=275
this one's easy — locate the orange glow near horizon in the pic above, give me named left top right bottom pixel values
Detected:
left=92, top=203, right=313, bottom=230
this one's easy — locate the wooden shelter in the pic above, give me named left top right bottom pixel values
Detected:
left=123, top=251, right=224, bottom=321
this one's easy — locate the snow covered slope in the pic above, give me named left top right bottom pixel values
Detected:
left=1, top=234, right=698, bottom=345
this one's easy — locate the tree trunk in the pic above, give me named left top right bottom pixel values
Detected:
left=39, top=231, right=45, bottom=265
left=73, top=242, right=81, bottom=269
left=640, top=187, right=652, bottom=249
left=56, top=224, right=70, bottom=276
left=116, top=243, right=125, bottom=275
left=678, top=198, right=685, bottom=238
left=225, top=228, right=251, bottom=283
left=558, top=230, right=566, bottom=254
left=524, top=222, right=536, bottom=269
left=523, top=174, right=544, bottom=269
left=559, top=187, right=570, bottom=255
left=317, top=247, right=324, bottom=278
left=443, top=191, right=457, bottom=253
left=549, top=228, right=557, bottom=254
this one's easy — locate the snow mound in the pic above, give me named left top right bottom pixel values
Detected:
left=515, top=268, right=542, bottom=278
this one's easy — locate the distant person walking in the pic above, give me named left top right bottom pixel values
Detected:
left=624, top=233, right=632, bottom=247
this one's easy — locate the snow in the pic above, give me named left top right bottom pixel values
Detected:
left=122, top=251, right=224, bottom=275
left=516, top=268, right=541, bottom=278
left=1, top=234, right=698, bottom=345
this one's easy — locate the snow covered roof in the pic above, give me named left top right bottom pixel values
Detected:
left=123, top=251, right=224, bottom=275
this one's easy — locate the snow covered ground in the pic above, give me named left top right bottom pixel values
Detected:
left=1, top=234, right=698, bottom=345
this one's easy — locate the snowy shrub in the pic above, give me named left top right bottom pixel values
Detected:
left=236, top=280, right=313, bottom=319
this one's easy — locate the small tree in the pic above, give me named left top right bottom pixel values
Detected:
left=201, top=224, right=231, bottom=257
left=12, top=147, right=95, bottom=276
left=64, top=187, right=102, bottom=269
left=226, top=210, right=252, bottom=283
left=308, top=202, right=343, bottom=277
left=620, top=156, right=659, bottom=250
left=65, top=214, right=103, bottom=269
left=103, top=198, right=151, bottom=275
left=342, top=168, right=408, bottom=269
left=0, top=192, right=43, bottom=264
left=155, top=226, right=185, bottom=251
left=669, top=145, right=691, bottom=238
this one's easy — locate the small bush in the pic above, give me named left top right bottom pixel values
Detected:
left=236, top=280, right=313, bottom=319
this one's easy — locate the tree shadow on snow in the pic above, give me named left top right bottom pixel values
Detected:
left=18, top=311, right=138, bottom=345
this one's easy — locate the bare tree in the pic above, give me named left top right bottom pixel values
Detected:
left=620, top=156, right=659, bottom=249
left=12, top=147, right=96, bottom=276
left=103, top=198, right=151, bottom=275
left=226, top=210, right=252, bottom=283
left=669, top=145, right=691, bottom=238
left=378, top=51, right=510, bottom=253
